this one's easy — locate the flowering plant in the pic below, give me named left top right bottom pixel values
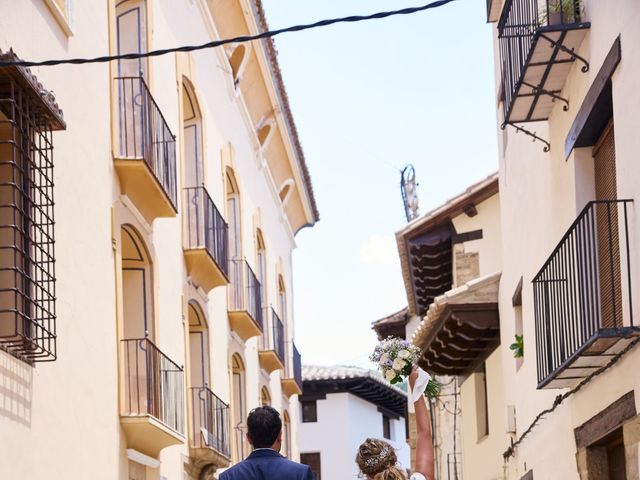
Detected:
left=370, top=337, right=440, bottom=398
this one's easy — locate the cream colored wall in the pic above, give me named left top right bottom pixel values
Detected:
left=460, top=349, right=506, bottom=480
left=451, top=193, right=502, bottom=282
left=491, top=0, right=640, bottom=478
left=0, top=0, right=305, bottom=478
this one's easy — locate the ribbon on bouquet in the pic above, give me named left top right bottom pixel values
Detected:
left=408, top=367, right=432, bottom=403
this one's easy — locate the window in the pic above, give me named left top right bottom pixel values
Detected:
left=301, top=453, right=321, bottom=480
left=382, top=415, right=391, bottom=440
left=115, top=0, right=148, bottom=78
left=231, top=354, right=248, bottom=461
left=0, top=56, right=64, bottom=362
left=301, top=400, right=317, bottom=423
left=283, top=410, right=292, bottom=458
left=475, top=364, right=489, bottom=440
left=182, top=83, right=203, bottom=188
left=188, top=302, right=210, bottom=388
left=260, top=386, right=271, bottom=406
left=44, top=0, right=74, bottom=35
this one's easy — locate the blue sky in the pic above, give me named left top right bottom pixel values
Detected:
left=261, top=0, right=498, bottom=367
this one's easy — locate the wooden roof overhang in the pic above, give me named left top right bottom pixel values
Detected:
left=397, top=174, right=499, bottom=317
left=372, top=307, right=410, bottom=340
left=504, top=24, right=590, bottom=124
left=301, top=377, right=406, bottom=418
left=412, top=272, right=501, bottom=377
left=418, top=303, right=500, bottom=377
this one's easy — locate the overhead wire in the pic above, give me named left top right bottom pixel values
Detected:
left=0, top=0, right=458, bottom=68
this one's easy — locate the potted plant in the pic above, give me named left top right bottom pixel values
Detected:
left=539, top=0, right=583, bottom=26
left=510, top=334, right=524, bottom=359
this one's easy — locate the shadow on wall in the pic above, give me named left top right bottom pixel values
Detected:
left=0, top=349, right=33, bottom=426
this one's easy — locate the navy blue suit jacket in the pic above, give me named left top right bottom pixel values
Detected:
left=220, top=449, right=314, bottom=480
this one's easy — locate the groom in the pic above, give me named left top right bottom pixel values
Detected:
left=220, top=406, right=314, bottom=480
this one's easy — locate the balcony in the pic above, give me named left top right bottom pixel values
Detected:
left=498, top=0, right=590, bottom=124
left=487, top=0, right=502, bottom=23
left=189, top=386, right=231, bottom=467
left=113, top=76, right=177, bottom=223
left=120, top=338, right=185, bottom=457
left=183, top=187, right=229, bottom=292
left=281, top=342, right=302, bottom=397
left=228, top=259, right=263, bottom=341
left=533, top=200, right=639, bottom=389
left=258, top=307, right=285, bottom=374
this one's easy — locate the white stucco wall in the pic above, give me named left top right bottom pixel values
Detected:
left=0, top=1, right=310, bottom=479
left=299, top=392, right=410, bottom=478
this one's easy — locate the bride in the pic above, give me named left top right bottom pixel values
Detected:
left=355, top=367, right=434, bottom=480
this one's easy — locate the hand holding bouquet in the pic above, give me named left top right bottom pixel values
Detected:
left=370, top=337, right=440, bottom=398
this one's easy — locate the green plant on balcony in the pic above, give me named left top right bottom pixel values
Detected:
left=510, top=334, right=524, bottom=359
left=539, top=0, right=583, bottom=26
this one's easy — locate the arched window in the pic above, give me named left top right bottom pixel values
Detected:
left=231, top=354, right=248, bottom=461
left=278, top=179, right=295, bottom=205
left=182, top=83, right=203, bottom=187
left=260, top=386, right=271, bottom=406
left=226, top=170, right=241, bottom=260
left=121, top=224, right=154, bottom=340
left=283, top=410, right=291, bottom=458
left=278, top=275, right=287, bottom=326
left=256, top=230, right=267, bottom=305
left=188, top=301, right=210, bottom=388
left=228, top=44, right=248, bottom=85
left=115, top=0, right=148, bottom=78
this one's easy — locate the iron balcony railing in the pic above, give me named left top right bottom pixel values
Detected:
left=115, top=76, right=178, bottom=208
left=260, top=307, right=285, bottom=363
left=284, top=341, right=302, bottom=389
left=184, top=187, right=229, bottom=277
left=498, top=0, right=584, bottom=121
left=190, top=386, right=231, bottom=458
left=228, top=259, right=263, bottom=330
left=533, top=200, right=634, bottom=385
left=121, top=338, right=185, bottom=434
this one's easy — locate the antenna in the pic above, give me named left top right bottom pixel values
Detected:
left=401, top=165, right=420, bottom=222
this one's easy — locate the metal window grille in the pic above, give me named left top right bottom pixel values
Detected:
left=0, top=55, right=64, bottom=363
left=228, top=258, right=263, bottom=329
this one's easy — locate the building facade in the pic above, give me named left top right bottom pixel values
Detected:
left=298, top=365, right=410, bottom=480
left=0, top=1, right=317, bottom=479
left=486, top=0, right=640, bottom=478
left=394, top=174, right=503, bottom=480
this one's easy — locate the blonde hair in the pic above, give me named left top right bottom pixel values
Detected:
left=356, top=438, right=405, bottom=480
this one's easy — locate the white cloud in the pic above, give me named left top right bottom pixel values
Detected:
left=358, top=235, right=399, bottom=267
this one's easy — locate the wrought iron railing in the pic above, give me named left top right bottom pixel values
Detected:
left=121, top=338, right=185, bottom=434
left=260, top=307, right=285, bottom=363
left=184, top=187, right=229, bottom=277
left=498, top=0, right=584, bottom=122
left=284, top=341, right=302, bottom=389
left=114, top=76, right=177, bottom=208
left=533, top=200, right=633, bottom=385
left=190, top=386, right=230, bottom=458
left=228, top=259, right=263, bottom=330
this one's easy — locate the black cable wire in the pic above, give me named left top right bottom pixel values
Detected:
left=503, top=336, right=640, bottom=460
left=0, top=0, right=457, bottom=68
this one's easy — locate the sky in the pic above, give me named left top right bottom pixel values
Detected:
left=261, top=0, right=499, bottom=368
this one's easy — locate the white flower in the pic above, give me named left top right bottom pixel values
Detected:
left=398, top=349, right=411, bottom=359
left=380, top=353, right=390, bottom=364
left=392, top=358, right=407, bottom=371
left=385, top=369, right=396, bottom=381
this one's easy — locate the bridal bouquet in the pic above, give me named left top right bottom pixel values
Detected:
left=370, top=337, right=440, bottom=398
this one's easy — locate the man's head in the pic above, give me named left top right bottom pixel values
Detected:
left=246, top=406, right=282, bottom=450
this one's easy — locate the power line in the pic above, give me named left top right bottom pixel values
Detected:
left=0, top=0, right=457, bottom=68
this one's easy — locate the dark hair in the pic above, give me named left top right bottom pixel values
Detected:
left=247, top=406, right=282, bottom=448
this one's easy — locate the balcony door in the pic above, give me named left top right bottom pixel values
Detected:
left=231, top=354, right=248, bottom=461
left=593, top=121, right=622, bottom=328
left=227, top=171, right=242, bottom=307
left=183, top=84, right=204, bottom=248
left=121, top=225, right=153, bottom=340
left=116, top=0, right=148, bottom=78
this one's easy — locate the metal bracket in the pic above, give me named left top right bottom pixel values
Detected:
left=501, top=122, right=550, bottom=152
left=540, top=33, right=590, bottom=73
left=522, top=81, right=570, bottom=112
